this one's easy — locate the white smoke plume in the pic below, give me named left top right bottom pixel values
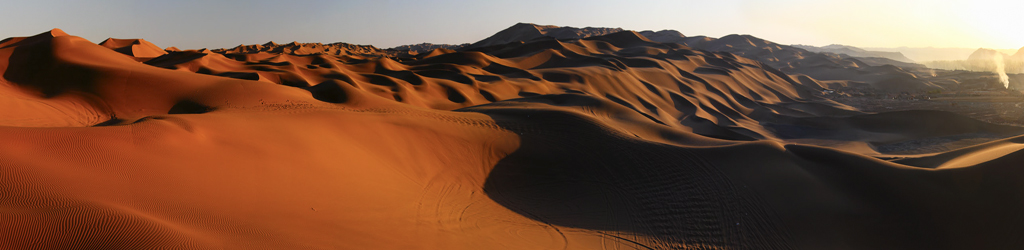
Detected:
left=994, top=53, right=1009, bottom=88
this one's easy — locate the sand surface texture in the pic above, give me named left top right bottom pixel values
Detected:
left=1, top=29, right=1023, bottom=249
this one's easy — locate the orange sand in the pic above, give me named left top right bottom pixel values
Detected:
left=1, top=28, right=1022, bottom=249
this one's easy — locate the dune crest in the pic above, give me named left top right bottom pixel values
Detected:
left=1, top=28, right=1023, bottom=249
left=99, top=38, right=168, bottom=58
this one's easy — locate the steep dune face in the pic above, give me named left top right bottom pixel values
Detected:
left=98, top=38, right=168, bottom=58
left=0, top=29, right=112, bottom=127
left=2, top=29, right=1024, bottom=249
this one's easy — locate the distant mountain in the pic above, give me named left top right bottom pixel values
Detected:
left=865, top=47, right=1019, bottom=62
left=671, top=34, right=936, bottom=90
left=789, top=44, right=925, bottom=69
left=962, top=48, right=1003, bottom=66
left=1012, top=47, right=1024, bottom=59
left=462, top=23, right=624, bottom=50
left=462, top=23, right=941, bottom=91
left=636, top=31, right=729, bottom=50
left=920, top=47, right=1024, bottom=75
left=637, top=30, right=687, bottom=44
left=792, top=44, right=915, bottom=63
left=967, top=48, right=1007, bottom=61
left=837, top=55, right=926, bottom=70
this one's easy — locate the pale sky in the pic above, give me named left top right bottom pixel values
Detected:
left=1, top=0, right=1022, bottom=50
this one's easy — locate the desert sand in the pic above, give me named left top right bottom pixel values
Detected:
left=1, top=27, right=1023, bottom=249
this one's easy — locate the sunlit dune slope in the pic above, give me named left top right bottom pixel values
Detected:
left=99, top=38, right=167, bottom=58
left=1, top=29, right=1022, bottom=249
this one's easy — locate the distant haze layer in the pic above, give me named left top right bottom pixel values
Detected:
left=866, top=47, right=1020, bottom=62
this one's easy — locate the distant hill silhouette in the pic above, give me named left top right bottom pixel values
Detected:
left=462, top=23, right=939, bottom=91
left=793, top=44, right=915, bottom=63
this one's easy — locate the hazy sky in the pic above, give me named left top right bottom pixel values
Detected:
left=2, top=0, right=1022, bottom=50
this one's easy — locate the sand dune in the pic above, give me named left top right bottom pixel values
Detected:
left=467, top=23, right=943, bottom=92
left=1, top=28, right=1023, bottom=249
left=212, top=40, right=405, bottom=57
left=389, top=43, right=469, bottom=54
left=99, top=38, right=168, bottom=59
left=463, top=23, right=626, bottom=50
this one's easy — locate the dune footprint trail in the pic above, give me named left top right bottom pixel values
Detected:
left=1, top=29, right=1023, bottom=249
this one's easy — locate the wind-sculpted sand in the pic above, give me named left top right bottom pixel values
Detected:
left=1, top=29, right=1022, bottom=249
